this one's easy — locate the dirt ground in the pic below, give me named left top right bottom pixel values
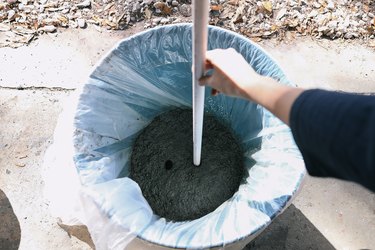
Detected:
left=0, top=23, right=375, bottom=250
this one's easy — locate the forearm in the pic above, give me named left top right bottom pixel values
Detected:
left=240, top=76, right=304, bottom=125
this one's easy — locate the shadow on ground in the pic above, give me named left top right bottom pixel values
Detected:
left=245, top=204, right=335, bottom=250
left=0, top=186, right=334, bottom=250
left=0, top=189, right=21, bottom=250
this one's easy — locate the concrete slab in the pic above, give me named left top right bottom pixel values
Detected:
left=0, top=27, right=374, bottom=250
left=0, top=88, right=91, bottom=250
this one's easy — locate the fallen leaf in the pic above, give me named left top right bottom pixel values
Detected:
left=276, top=8, right=287, bottom=20
left=154, top=2, right=172, bottom=15
left=251, top=37, right=262, bottom=42
left=116, top=12, right=126, bottom=23
left=210, top=5, right=222, bottom=11
left=43, top=2, right=58, bottom=8
left=228, top=0, right=239, bottom=6
left=262, top=1, right=273, bottom=13
left=103, top=19, right=117, bottom=28
left=145, top=8, right=152, bottom=19
left=57, top=15, right=68, bottom=24
left=219, top=7, right=234, bottom=19
left=363, top=4, right=369, bottom=13
left=271, top=24, right=278, bottom=31
left=104, top=3, right=114, bottom=11
left=13, top=26, right=35, bottom=35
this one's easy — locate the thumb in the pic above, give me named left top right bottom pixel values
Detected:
left=198, top=75, right=210, bottom=86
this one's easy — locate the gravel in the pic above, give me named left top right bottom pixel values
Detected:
left=0, top=0, right=374, bottom=48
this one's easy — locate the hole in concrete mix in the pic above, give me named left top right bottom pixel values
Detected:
left=165, top=160, right=173, bottom=170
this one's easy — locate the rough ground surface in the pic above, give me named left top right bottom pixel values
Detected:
left=1, top=0, right=375, bottom=48
left=0, top=20, right=375, bottom=250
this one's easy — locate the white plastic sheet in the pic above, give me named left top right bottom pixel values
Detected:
left=43, top=24, right=305, bottom=249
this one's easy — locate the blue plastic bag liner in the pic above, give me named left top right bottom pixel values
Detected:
left=43, top=24, right=305, bottom=249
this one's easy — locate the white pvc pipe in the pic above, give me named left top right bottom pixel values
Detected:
left=192, top=0, right=209, bottom=166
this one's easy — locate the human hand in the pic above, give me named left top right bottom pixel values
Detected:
left=198, top=48, right=304, bottom=125
left=198, top=48, right=263, bottom=99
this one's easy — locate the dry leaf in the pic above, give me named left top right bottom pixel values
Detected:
left=116, top=12, right=126, bottom=23
left=262, top=1, right=273, bottom=13
left=363, top=4, right=369, bottom=13
left=57, top=15, right=68, bottom=23
left=104, top=3, right=114, bottom=11
left=210, top=5, right=222, bottom=11
left=145, top=8, right=152, bottom=19
left=43, top=2, right=58, bottom=8
left=228, top=0, right=239, bottom=6
left=276, top=8, right=287, bottom=20
left=219, top=7, right=234, bottom=19
left=103, top=19, right=117, bottom=28
left=13, top=26, right=35, bottom=34
left=271, top=24, right=278, bottom=31
left=251, top=37, right=262, bottom=42
left=154, top=2, right=172, bottom=15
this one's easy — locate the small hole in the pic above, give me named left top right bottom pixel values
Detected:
left=165, top=160, right=173, bottom=170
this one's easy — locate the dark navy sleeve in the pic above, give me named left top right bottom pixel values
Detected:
left=290, top=89, right=375, bottom=192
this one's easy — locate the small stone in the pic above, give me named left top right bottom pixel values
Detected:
left=8, top=10, right=16, bottom=20
left=308, top=9, right=319, bottom=18
left=326, top=1, right=334, bottom=10
left=327, top=20, right=337, bottom=29
left=7, top=0, right=18, bottom=4
left=77, top=18, right=86, bottom=28
left=76, top=0, right=90, bottom=8
left=179, top=4, right=191, bottom=17
left=171, top=0, right=178, bottom=7
left=18, top=3, right=24, bottom=10
left=133, top=2, right=141, bottom=12
left=15, top=163, right=26, bottom=167
left=344, top=32, right=358, bottom=39
left=160, top=17, right=169, bottom=24
left=6, top=169, right=11, bottom=174
left=289, top=0, right=297, bottom=7
left=38, top=25, right=56, bottom=32
left=152, top=17, right=162, bottom=25
left=313, top=2, right=321, bottom=8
